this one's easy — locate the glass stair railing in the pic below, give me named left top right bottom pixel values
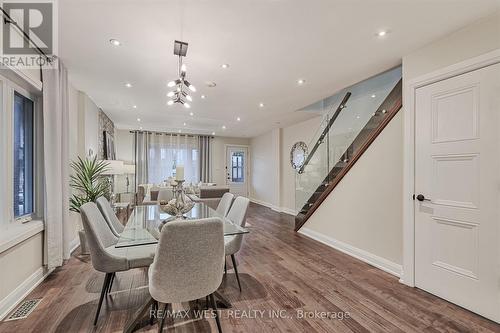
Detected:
left=295, top=67, right=402, bottom=231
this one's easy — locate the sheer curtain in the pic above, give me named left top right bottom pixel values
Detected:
left=148, top=133, right=200, bottom=184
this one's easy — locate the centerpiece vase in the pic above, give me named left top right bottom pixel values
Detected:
left=174, top=180, right=186, bottom=218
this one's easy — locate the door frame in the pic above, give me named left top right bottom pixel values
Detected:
left=224, top=144, right=250, bottom=196
left=401, top=48, right=500, bottom=287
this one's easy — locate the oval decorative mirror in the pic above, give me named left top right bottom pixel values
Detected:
left=290, top=141, right=308, bottom=171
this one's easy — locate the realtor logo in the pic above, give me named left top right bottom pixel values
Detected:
left=1, top=1, right=57, bottom=68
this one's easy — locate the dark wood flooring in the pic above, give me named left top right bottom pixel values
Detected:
left=1, top=203, right=498, bottom=332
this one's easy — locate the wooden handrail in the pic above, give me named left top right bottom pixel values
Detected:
left=298, top=92, right=351, bottom=174
left=295, top=79, right=402, bottom=231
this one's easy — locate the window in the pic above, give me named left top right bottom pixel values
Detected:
left=148, top=134, right=200, bottom=184
left=13, top=92, right=34, bottom=219
left=231, top=152, right=244, bottom=183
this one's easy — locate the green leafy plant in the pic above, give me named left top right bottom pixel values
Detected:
left=69, top=156, right=110, bottom=213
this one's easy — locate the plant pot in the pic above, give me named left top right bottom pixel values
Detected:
left=78, top=229, right=90, bottom=255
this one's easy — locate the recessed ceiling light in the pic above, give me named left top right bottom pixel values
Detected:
left=356, top=115, right=360, bottom=119
left=259, top=103, right=265, bottom=108
left=137, top=118, right=141, bottom=122
left=125, top=83, right=132, bottom=88
left=371, top=94, right=376, bottom=98
left=212, top=132, right=215, bottom=135
left=377, top=30, right=388, bottom=37
left=221, top=64, right=229, bottom=69
left=201, top=95, right=206, bottom=99
left=178, top=129, right=182, bottom=133
left=297, top=79, right=305, bottom=85
left=133, top=105, right=137, bottom=108
left=189, top=112, right=194, bottom=116
left=183, top=122, right=187, bottom=126
left=222, top=125, right=226, bottom=130
left=139, top=126, right=143, bottom=130
left=109, top=39, right=121, bottom=46
left=237, top=117, right=241, bottom=121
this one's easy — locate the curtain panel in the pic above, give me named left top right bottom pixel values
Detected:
left=134, top=132, right=212, bottom=185
left=42, top=59, right=71, bottom=268
left=134, top=131, right=150, bottom=189
left=198, top=136, right=212, bottom=182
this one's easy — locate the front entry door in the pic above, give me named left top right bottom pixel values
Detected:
left=225, top=146, right=248, bottom=197
left=415, top=63, right=500, bottom=322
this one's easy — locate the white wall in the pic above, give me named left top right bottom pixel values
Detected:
left=250, top=116, right=323, bottom=213
left=115, top=129, right=134, bottom=163
left=0, top=233, right=44, bottom=318
left=249, top=129, right=281, bottom=209
left=67, top=83, right=81, bottom=243
left=82, top=93, right=100, bottom=157
left=302, top=112, right=404, bottom=266
left=403, top=12, right=500, bottom=81
left=280, top=116, right=323, bottom=213
left=212, top=136, right=250, bottom=186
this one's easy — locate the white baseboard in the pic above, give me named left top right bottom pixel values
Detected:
left=249, top=198, right=280, bottom=211
left=280, top=207, right=297, bottom=216
left=0, top=266, right=52, bottom=320
left=249, top=198, right=297, bottom=216
left=299, top=227, right=402, bottom=277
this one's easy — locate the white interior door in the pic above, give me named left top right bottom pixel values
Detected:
left=415, top=63, right=500, bottom=322
left=225, top=146, right=248, bottom=197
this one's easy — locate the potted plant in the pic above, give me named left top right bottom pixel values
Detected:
left=69, top=156, right=109, bottom=253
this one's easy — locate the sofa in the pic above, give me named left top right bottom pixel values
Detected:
left=136, top=183, right=230, bottom=206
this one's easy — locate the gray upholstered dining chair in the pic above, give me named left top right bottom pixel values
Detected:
left=96, top=197, right=125, bottom=237
left=149, top=217, right=225, bottom=333
left=216, top=192, right=234, bottom=217
left=224, top=196, right=250, bottom=292
left=80, top=202, right=156, bottom=326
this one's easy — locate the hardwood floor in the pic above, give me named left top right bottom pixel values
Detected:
left=1, top=203, right=498, bottom=332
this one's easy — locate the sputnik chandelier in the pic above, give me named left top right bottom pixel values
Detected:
left=167, top=40, right=196, bottom=108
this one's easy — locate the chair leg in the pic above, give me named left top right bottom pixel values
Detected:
left=150, top=300, right=158, bottom=326
left=94, top=273, right=112, bottom=325
left=224, top=257, right=227, bottom=275
left=157, top=303, right=168, bottom=333
left=230, top=254, right=242, bottom=292
left=209, top=293, right=222, bottom=333
left=107, top=273, right=115, bottom=294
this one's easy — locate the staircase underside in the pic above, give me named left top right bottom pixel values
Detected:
left=295, top=79, right=402, bottom=231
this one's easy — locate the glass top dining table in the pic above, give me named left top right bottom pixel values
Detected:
left=116, top=202, right=248, bottom=248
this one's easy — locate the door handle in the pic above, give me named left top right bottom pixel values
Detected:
left=416, top=194, right=431, bottom=202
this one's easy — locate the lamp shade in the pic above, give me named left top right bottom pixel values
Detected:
left=100, top=160, right=124, bottom=175
left=123, top=164, right=136, bottom=175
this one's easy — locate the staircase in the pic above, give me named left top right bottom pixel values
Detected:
left=295, top=68, right=402, bottom=231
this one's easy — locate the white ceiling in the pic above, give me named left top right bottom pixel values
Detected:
left=59, top=0, right=499, bottom=137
